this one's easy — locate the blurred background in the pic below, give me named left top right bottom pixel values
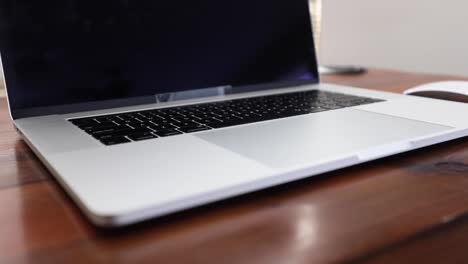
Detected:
left=0, top=62, right=3, bottom=97
left=319, top=0, right=468, bottom=77
left=1, top=1, right=467, bottom=97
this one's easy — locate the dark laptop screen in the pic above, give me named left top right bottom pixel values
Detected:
left=0, top=0, right=318, bottom=112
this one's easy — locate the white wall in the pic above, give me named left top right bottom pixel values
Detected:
left=320, top=0, right=468, bottom=77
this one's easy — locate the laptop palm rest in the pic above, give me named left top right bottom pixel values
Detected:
left=196, top=108, right=450, bottom=169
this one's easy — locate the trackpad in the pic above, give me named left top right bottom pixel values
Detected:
left=196, top=109, right=450, bottom=169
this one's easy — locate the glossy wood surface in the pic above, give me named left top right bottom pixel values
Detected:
left=1, top=69, right=468, bottom=263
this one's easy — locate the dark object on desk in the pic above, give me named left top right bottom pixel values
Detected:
left=319, top=65, right=368, bottom=75
left=404, top=81, right=468, bottom=103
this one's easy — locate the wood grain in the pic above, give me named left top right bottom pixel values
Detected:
left=1, top=69, right=467, bottom=263
left=0, top=100, right=51, bottom=190
left=361, top=215, right=468, bottom=264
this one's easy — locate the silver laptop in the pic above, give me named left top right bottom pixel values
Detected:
left=1, top=0, right=467, bottom=227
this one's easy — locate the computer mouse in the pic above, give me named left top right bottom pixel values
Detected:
left=404, top=81, right=468, bottom=103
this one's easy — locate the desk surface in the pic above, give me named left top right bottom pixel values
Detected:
left=1, top=69, right=468, bottom=263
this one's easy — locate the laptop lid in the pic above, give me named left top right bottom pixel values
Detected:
left=0, top=0, right=319, bottom=119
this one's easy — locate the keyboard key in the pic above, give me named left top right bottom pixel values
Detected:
left=100, top=136, right=131, bottom=146
left=148, top=124, right=178, bottom=131
left=155, top=129, right=183, bottom=137
left=76, top=123, right=101, bottom=130
left=127, top=132, right=158, bottom=141
left=173, top=121, right=200, bottom=129
left=92, top=127, right=149, bottom=139
left=196, top=118, right=222, bottom=127
left=70, top=118, right=98, bottom=126
left=85, top=125, right=122, bottom=135
left=207, top=121, right=230, bottom=129
left=178, top=126, right=211, bottom=133
left=126, top=122, right=151, bottom=128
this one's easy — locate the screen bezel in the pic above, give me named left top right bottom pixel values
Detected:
left=6, top=77, right=319, bottom=119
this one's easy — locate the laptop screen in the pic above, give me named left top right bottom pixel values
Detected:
left=0, top=0, right=318, bottom=114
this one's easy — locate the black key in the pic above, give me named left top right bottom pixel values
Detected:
left=173, top=121, right=200, bottom=129
left=237, top=113, right=257, bottom=120
left=100, top=136, right=131, bottom=146
left=85, top=125, right=122, bottom=134
left=217, top=116, right=245, bottom=126
left=170, top=117, right=182, bottom=123
left=155, top=129, right=183, bottom=137
left=76, top=123, right=101, bottom=130
left=136, top=112, right=150, bottom=118
left=206, top=121, right=229, bottom=128
left=154, top=112, right=170, bottom=119
left=70, top=118, right=98, bottom=125
left=219, top=120, right=246, bottom=128
left=94, top=117, right=114, bottom=123
left=151, top=119, right=171, bottom=125
left=242, top=115, right=265, bottom=123
left=192, top=113, right=218, bottom=120
left=196, top=118, right=222, bottom=127
left=88, top=121, right=118, bottom=128
left=148, top=124, right=178, bottom=131
left=179, top=116, right=194, bottom=122
left=118, top=119, right=136, bottom=124
left=126, top=122, right=151, bottom=128
left=178, top=126, right=211, bottom=133
left=127, top=132, right=158, bottom=141
left=92, top=127, right=150, bottom=139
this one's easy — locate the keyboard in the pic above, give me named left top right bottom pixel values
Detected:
left=69, top=90, right=384, bottom=146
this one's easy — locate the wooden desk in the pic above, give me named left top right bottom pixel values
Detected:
left=1, top=69, right=468, bottom=263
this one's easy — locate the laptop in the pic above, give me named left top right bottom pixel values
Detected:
left=1, top=0, right=467, bottom=227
